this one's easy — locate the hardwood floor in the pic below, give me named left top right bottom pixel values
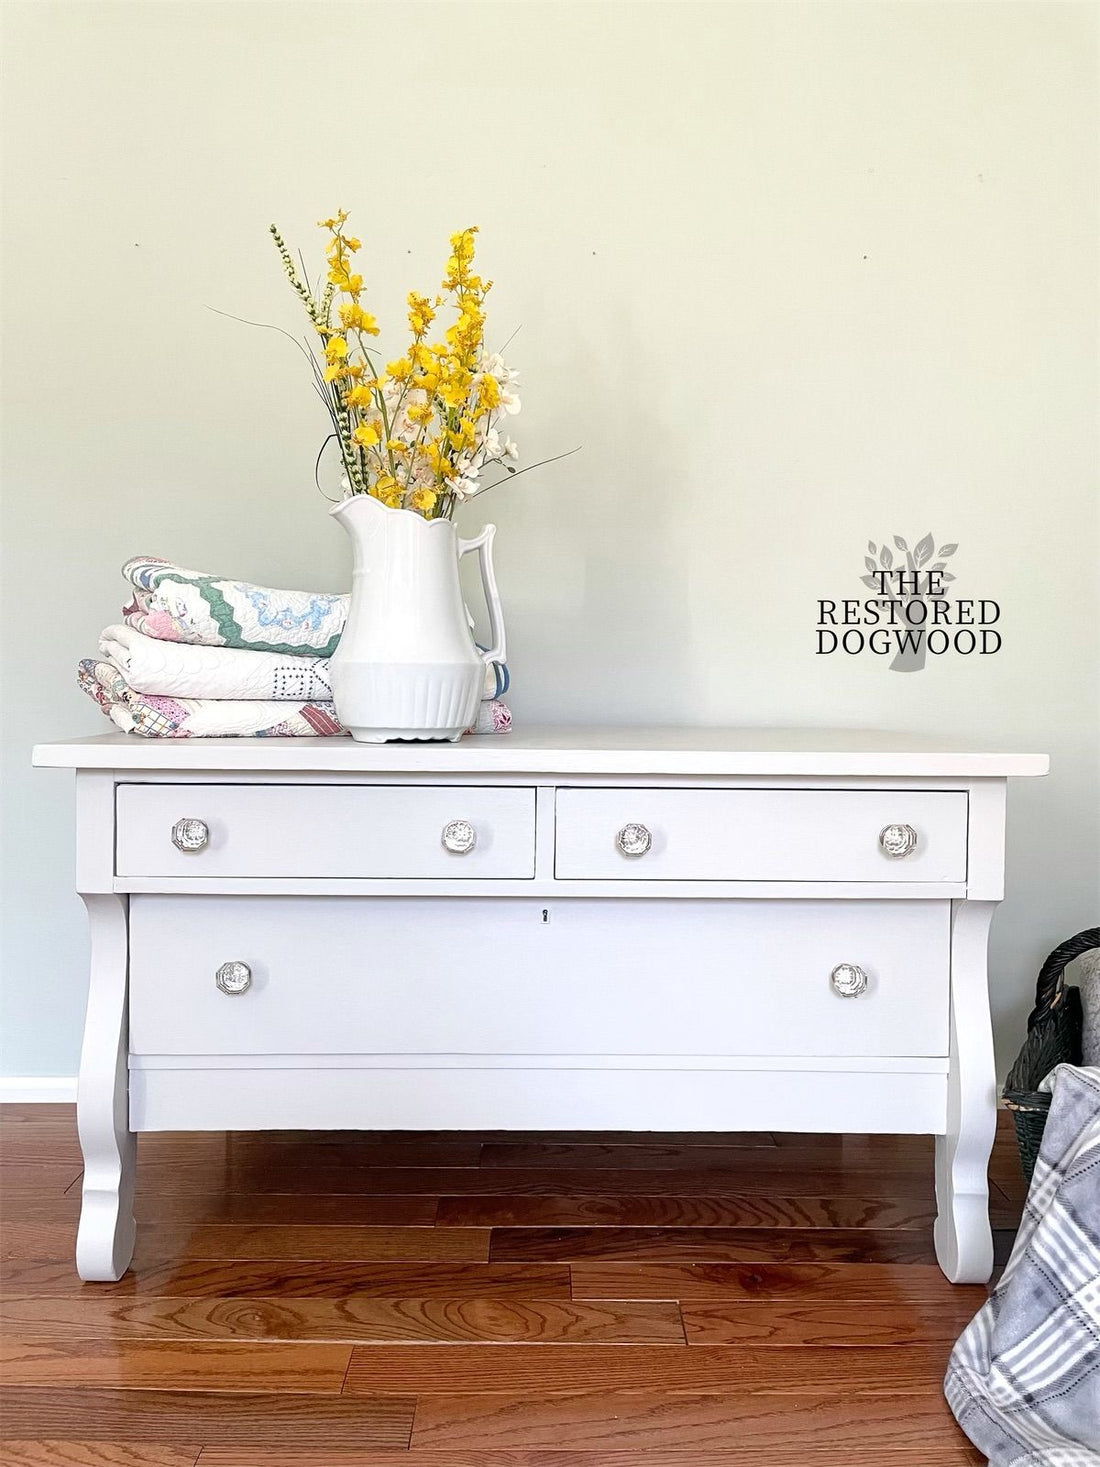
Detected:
left=0, top=1104, right=1020, bottom=1465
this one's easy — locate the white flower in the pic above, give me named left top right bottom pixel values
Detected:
left=477, top=426, right=507, bottom=463
left=498, top=382, right=521, bottom=416
left=503, top=438, right=519, bottom=460
left=445, top=456, right=481, bottom=500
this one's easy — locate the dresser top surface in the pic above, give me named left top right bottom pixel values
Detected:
left=32, top=727, right=1048, bottom=777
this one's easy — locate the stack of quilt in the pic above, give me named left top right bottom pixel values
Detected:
left=78, top=556, right=512, bottom=739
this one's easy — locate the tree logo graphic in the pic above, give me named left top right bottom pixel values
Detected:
left=862, top=535, right=958, bottom=672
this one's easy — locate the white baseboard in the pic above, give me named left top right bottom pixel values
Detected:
left=0, top=1076, right=77, bottom=1103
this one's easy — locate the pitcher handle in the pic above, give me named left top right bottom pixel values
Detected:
left=457, top=523, right=507, bottom=667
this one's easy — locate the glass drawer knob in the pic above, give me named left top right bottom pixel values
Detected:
left=879, top=823, right=918, bottom=858
left=172, top=818, right=209, bottom=852
left=441, top=819, right=476, bottom=854
left=616, top=823, right=652, bottom=857
left=216, top=961, right=252, bottom=996
left=830, top=963, right=869, bottom=998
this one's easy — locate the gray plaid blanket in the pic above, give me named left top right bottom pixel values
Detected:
left=946, top=1065, right=1100, bottom=1465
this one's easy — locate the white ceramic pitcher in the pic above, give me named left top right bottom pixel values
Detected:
left=328, top=493, right=506, bottom=743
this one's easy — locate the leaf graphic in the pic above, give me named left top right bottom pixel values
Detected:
left=867, top=541, right=877, bottom=555
left=894, top=536, right=908, bottom=551
left=938, top=544, right=958, bottom=557
left=931, top=562, right=945, bottom=573
left=860, top=574, right=879, bottom=589
left=881, top=547, right=893, bottom=570
left=941, top=572, right=956, bottom=582
left=914, top=533, right=934, bottom=566
left=865, top=557, right=877, bottom=572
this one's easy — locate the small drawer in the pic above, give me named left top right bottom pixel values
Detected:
left=554, top=788, right=967, bottom=882
left=128, top=895, right=949, bottom=1059
left=116, top=783, right=535, bottom=879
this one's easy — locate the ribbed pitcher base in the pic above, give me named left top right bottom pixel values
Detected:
left=346, top=726, right=467, bottom=744
left=330, top=660, right=482, bottom=745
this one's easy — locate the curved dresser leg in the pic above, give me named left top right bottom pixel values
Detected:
left=75, top=893, right=136, bottom=1281
left=934, top=899, right=997, bottom=1284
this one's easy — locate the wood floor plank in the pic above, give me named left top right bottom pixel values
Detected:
left=408, top=1388, right=967, bottom=1452
left=480, top=1143, right=802, bottom=1170
left=571, top=1260, right=990, bottom=1305
left=489, top=1226, right=936, bottom=1264
left=3, top=1446, right=199, bottom=1466
left=437, top=1193, right=938, bottom=1230
left=343, top=1342, right=955, bottom=1394
left=126, top=1164, right=941, bottom=1199
left=0, top=1389, right=414, bottom=1448
left=0, top=1337, right=352, bottom=1392
left=479, top=1141, right=955, bottom=1174
left=0, top=1193, right=439, bottom=1227
left=0, top=1294, right=683, bottom=1344
left=0, top=1104, right=78, bottom=1124
left=0, top=1132, right=83, bottom=1164
left=683, top=1299, right=980, bottom=1346
left=196, top=1449, right=979, bottom=1467
left=108, top=1127, right=776, bottom=1147
left=0, top=1259, right=568, bottom=1299
left=0, top=1164, right=83, bottom=1195
left=0, top=1193, right=82, bottom=1225
left=127, top=1136, right=485, bottom=1168
left=3, top=1223, right=490, bottom=1264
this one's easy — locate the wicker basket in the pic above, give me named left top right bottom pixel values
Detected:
left=1003, top=927, right=1099, bottom=1183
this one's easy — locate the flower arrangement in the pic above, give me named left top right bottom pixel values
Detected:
left=271, top=211, right=521, bottom=520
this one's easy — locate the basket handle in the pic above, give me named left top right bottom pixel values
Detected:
left=1026, top=927, right=1100, bottom=1031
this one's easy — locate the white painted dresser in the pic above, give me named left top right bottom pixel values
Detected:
left=33, top=727, right=1047, bottom=1284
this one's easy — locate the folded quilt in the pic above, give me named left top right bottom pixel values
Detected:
left=123, top=556, right=347, bottom=657
left=99, top=624, right=503, bottom=703
left=78, top=660, right=512, bottom=740
left=79, top=659, right=341, bottom=738
left=120, top=557, right=511, bottom=699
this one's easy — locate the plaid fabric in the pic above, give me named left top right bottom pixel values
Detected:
left=946, top=1065, right=1100, bottom=1465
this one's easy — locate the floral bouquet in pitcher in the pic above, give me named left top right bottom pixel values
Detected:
left=267, top=212, right=549, bottom=742
left=271, top=212, right=521, bottom=520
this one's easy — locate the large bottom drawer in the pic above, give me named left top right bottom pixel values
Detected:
left=128, top=895, right=950, bottom=1059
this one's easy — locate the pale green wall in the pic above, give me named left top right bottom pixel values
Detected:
left=2, top=0, right=1097, bottom=1079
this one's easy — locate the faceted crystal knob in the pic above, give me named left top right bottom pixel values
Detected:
left=616, top=823, right=653, bottom=857
left=215, top=961, right=252, bottom=996
left=830, top=963, right=869, bottom=998
left=879, top=823, right=918, bottom=859
left=441, top=819, right=476, bottom=854
left=171, top=818, right=209, bottom=852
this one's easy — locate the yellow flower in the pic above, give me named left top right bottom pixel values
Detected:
left=372, top=474, right=403, bottom=508
left=407, top=291, right=435, bottom=337
left=344, top=384, right=375, bottom=409
left=324, top=336, right=349, bottom=361
left=317, top=210, right=349, bottom=229
left=386, top=357, right=413, bottom=381
left=406, top=401, right=435, bottom=427
left=352, top=422, right=381, bottom=448
left=323, top=363, right=350, bottom=381
left=409, top=487, right=438, bottom=515
left=328, top=265, right=363, bottom=294
left=477, top=374, right=501, bottom=411
left=339, top=301, right=379, bottom=335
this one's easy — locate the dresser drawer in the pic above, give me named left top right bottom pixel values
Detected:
left=554, top=789, right=967, bottom=882
left=128, top=895, right=950, bottom=1058
left=116, top=784, right=535, bottom=879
